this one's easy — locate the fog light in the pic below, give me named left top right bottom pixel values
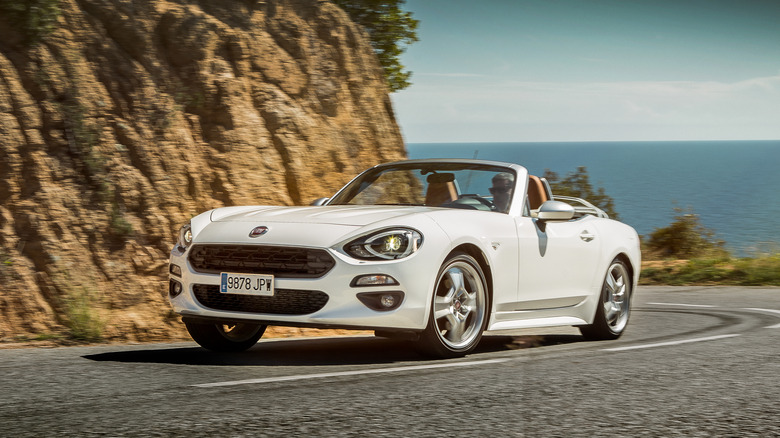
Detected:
left=169, top=264, right=182, bottom=277
left=356, top=291, right=404, bottom=311
left=380, top=294, right=396, bottom=308
left=351, top=274, right=399, bottom=287
left=169, top=279, right=183, bottom=298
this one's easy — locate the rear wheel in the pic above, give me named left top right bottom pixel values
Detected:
left=184, top=320, right=266, bottom=352
left=580, top=258, right=631, bottom=340
left=417, top=252, right=489, bottom=358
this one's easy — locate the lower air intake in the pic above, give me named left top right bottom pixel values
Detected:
left=192, top=284, right=328, bottom=315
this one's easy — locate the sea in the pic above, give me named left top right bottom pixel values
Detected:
left=407, top=140, right=780, bottom=257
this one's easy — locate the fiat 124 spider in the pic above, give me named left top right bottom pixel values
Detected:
left=168, top=159, right=640, bottom=357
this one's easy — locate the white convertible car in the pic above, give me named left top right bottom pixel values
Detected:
left=169, top=159, right=640, bottom=357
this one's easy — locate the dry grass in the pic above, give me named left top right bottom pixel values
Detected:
left=639, top=254, right=780, bottom=286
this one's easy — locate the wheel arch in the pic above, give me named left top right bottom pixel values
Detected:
left=449, top=243, right=494, bottom=304
left=417, top=243, right=493, bottom=357
left=613, top=252, right=636, bottom=286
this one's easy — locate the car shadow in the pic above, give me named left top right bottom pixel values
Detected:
left=83, top=334, right=584, bottom=366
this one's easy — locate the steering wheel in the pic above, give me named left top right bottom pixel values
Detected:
left=459, top=195, right=495, bottom=211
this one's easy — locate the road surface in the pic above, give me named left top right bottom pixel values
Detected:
left=1, top=286, right=779, bottom=436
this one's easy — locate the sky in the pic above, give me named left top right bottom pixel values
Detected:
left=390, top=0, right=780, bottom=143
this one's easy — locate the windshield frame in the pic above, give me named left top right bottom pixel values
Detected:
left=327, top=159, right=528, bottom=215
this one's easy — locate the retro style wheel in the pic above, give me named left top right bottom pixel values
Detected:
left=418, top=252, right=489, bottom=358
left=580, top=258, right=632, bottom=340
left=184, top=320, right=267, bottom=352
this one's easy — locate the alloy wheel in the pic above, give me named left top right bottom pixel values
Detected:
left=432, top=260, right=487, bottom=350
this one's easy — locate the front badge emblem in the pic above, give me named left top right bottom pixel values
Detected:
left=249, top=226, right=269, bottom=238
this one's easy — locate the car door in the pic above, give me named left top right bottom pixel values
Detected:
left=514, top=215, right=603, bottom=309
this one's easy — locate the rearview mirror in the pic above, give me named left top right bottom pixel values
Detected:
left=537, top=200, right=575, bottom=221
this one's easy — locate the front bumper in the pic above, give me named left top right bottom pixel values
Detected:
left=168, top=244, right=440, bottom=331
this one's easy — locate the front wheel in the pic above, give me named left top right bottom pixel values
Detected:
left=184, top=320, right=267, bottom=352
left=580, top=258, right=632, bottom=340
left=417, top=252, right=489, bottom=358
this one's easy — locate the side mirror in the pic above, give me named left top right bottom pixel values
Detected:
left=537, top=200, right=575, bottom=221
left=310, top=197, right=329, bottom=206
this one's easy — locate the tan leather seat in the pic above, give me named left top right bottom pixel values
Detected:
left=425, top=181, right=458, bottom=206
left=527, top=175, right=548, bottom=210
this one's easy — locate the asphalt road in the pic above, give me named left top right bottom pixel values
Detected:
left=2, top=286, right=779, bottom=437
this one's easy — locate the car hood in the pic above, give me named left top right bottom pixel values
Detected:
left=210, top=205, right=437, bottom=226
left=193, top=205, right=440, bottom=247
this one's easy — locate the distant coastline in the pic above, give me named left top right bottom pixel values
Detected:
left=407, top=140, right=780, bottom=256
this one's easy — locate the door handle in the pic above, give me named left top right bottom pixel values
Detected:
left=580, top=230, right=595, bottom=242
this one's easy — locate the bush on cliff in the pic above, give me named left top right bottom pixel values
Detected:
left=334, top=0, right=419, bottom=92
left=0, top=0, right=61, bottom=44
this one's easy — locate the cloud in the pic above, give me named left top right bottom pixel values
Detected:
left=417, top=72, right=488, bottom=78
left=392, top=74, right=780, bottom=142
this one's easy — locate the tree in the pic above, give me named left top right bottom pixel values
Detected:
left=646, top=207, right=727, bottom=259
left=333, top=0, right=419, bottom=92
left=543, top=166, right=619, bottom=220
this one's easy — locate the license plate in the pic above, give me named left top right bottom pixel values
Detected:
left=220, top=272, right=274, bottom=296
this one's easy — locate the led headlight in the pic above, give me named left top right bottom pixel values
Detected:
left=345, top=228, right=422, bottom=260
left=177, top=223, right=193, bottom=250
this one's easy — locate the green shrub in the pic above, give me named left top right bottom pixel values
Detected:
left=51, top=266, right=105, bottom=342
left=543, top=166, right=619, bottom=219
left=731, top=255, right=780, bottom=286
left=640, top=255, right=780, bottom=286
left=64, top=285, right=104, bottom=342
left=109, top=201, right=134, bottom=239
left=645, top=207, right=727, bottom=259
left=0, top=0, right=61, bottom=44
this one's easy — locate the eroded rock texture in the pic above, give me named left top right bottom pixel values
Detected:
left=0, top=0, right=405, bottom=341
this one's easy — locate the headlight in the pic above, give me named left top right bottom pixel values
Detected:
left=345, top=228, right=422, bottom=260
left=178, top=223, right=193, bottom=250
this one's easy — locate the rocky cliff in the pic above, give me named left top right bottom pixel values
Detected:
left=0, top=0, right=406, bottom=343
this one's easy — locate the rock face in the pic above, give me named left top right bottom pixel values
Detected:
left=0, top=0, right=406, bottom=342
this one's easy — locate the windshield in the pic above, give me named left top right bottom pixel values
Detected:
left=329, top=163, right=516, bottom=212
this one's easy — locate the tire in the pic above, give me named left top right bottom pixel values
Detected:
left=417, top=252, right=489, bottom=358
left=580, top=258, right=632, bottom=340
left=184, top=320, right=267, bottom=352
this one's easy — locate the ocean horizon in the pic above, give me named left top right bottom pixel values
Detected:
left=407, top=140, right=780, bottom=256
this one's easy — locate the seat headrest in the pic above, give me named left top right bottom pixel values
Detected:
left=426, top=173, right=455, bottom=183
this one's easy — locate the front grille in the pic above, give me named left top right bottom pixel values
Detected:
left=193, top=284, right=329, bottom=315
left=188, top=244, right=335, bottom=278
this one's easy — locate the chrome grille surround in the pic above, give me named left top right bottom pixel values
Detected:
left=188, top=244, right=335, bottom=278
